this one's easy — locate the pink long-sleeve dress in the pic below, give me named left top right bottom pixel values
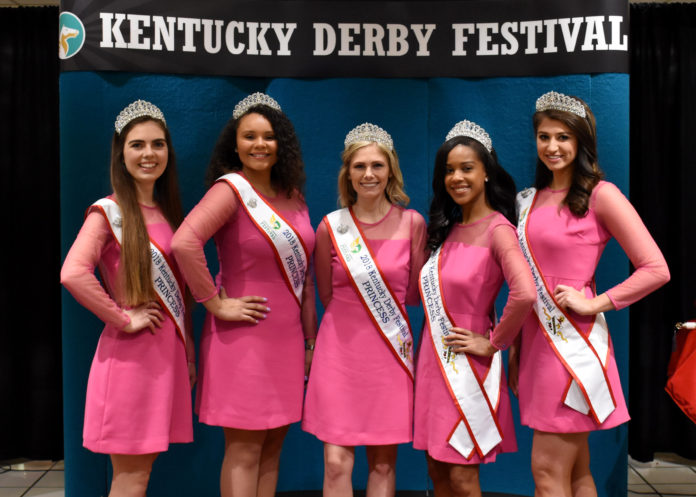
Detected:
left=302, top=205, right=426, bottom=445
left=60, top=200, right=193, bottom=454
left=172, top=179, right=316, bottom=430
left=413, top=212, right=536, bottom=464
left=518, top=181, right=670, bottom=432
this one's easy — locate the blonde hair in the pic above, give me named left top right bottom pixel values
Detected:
left=337, top=141, right=409, bottom=208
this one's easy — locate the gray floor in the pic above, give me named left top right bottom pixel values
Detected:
left=2, top=453, right=696, bottom=496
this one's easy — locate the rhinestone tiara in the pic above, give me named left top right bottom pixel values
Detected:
left=114, top=100, right=166, bottom=134
left=535, top=91, right=586, bottom=118
left=344, top=123, right=393, bottom=150
left=445, top=120, right=492, bottom=152
left=232, top=92, right=282, bottom=120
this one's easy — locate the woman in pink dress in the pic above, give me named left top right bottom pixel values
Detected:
left=303, top=123, right=426, bottom=497
left=61, top=100, right=194, bottom=497
left=510, top=91, right=670, bottom=496
left=413, top=120, right=536, bottom=496
left=171, top=93, right=316, bottom=497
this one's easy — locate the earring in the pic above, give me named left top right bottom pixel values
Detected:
left=485, top=177, right=489, bottom=182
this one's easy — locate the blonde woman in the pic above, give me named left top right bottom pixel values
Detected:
left=303, top=123, right=426, bottom=497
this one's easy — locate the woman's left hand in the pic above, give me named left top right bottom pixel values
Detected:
left=444, top=327, right=497, bottom=357
left=554, top=284, right=602, bottom=315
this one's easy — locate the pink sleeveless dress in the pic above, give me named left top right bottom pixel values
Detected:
left=61, top=201, right=193, bottom=454
left=172, top=179, right=316, bottom=429
left=518, top=182, right=670, bottom=432
left=413, top=212, right=535, bottom=464
left=302, top=206, right=426, bottom=445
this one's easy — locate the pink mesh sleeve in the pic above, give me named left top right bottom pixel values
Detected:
left=60, top=211, right=131, bottom=329
left=488, top=223, right=537, bottom=350
left=406, top=211, right=427, bottom=306
left=314, top=219, right=334, bottom=309
left=171, top=182, right=239, bottom=303
left=593, top=182, right=670, bottom=310
left=301, top=257, right=318, bottom=339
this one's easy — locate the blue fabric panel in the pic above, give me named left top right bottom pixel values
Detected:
left=60, top=71, right=629, bottom=497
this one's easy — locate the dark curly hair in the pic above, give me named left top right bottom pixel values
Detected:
left=205, top=104, right=305, bottom=196
left=426, top=136, right=517, bottom=251
left=533, top=96, right=604, bottom=217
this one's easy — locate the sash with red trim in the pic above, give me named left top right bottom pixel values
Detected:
left=219, top=173, right=308, bottom=306
left=419, top=245, right=503, bottom=458
left=325, top=207, right=414, bottom=378
left=516, top=188, right=615, bottom=424
left=92, top=198, right=186, bottom=344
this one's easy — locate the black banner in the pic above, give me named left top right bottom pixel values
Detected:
left=59, top=0, right=629, bottom=78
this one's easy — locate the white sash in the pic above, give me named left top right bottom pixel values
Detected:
left=419, top=246, right=503, bottom=458
left=516, top=188, right=615, bottom=424
left=220, top=173, right=308, bottom=306
left=325, top=208, right=414, bottom=378
left=92, top=198, right=186, bottom=344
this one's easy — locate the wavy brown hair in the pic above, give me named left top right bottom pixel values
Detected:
left=533, top=96, right=604, bottom=217
left=205, top=104, right=305, bottom=197
left=337, top=141, right=409, bottom=208
left=110, top=116, right=183, bottom=307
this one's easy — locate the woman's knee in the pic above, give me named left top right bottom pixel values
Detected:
left=448, top=464, right=480, bottom=496
left=324, top=446, right=354, bottom=482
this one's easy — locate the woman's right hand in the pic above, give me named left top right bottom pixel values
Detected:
left=122, top=302, right=164, bottom=335
left=205, top=288, right=269, bottom=324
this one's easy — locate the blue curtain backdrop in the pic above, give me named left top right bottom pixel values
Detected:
left=60, top=72, right=628, bottom=496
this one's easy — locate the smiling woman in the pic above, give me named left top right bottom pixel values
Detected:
left=303, top=122, right=426, bottom=497
left=171, top=92, right=316, bottom=497
left=60, top=100, right=194, bottom=497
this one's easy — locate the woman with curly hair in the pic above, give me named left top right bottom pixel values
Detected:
left=303, top=123, right=426, bottom=497
left=61, top=100, right=194, bottom=497
left=172, top=93, right=316, bottom=497
left=511, top=91, right=670, bottom=496
left=413, top=120, right=535, bottom=497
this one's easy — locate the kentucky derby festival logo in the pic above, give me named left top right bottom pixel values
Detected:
left=58, top=11, right=85, bottom=60
left=269, top=214, right=281, bottom=230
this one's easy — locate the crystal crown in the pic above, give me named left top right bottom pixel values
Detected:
left=445, top=120, right=492, bottom=152
left=344, top=123, right=393, bottom=150
left=535, top=91, right=586, bottom=118
left=233, top=92, right=282, bottom=120
left=114, top=100, right=166, bottom=134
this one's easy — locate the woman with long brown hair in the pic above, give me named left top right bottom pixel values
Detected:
left=61, top=100, right=194, bottom=497
left=511, top=91, right=670, bottom=496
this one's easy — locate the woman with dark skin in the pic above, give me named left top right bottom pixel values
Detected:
left=172, top=93, right=316, bottom=497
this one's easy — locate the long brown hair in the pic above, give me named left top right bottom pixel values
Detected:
left=110, top=116, right=183, bottom=306
left=533, top=97, right=604, bottom=217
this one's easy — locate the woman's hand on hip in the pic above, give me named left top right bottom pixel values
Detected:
left=204, top=287, right=269, bottom=324
left=444, top=327, right=497, bottom=357
left=122, top=302, right=164, bottom=334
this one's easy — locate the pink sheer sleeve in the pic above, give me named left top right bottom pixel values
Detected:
left=314, top=219, right=334, bottom=309
left=301, top=257, right=318, bottom=339
left=406, top=210, right=427, bottom=306
left=60, top=211, right=131, bottom=329
left=593, top=182, right=670, bottom=310
left=171, top=182, right=239, bottom=302
left=488, top=223, right=536, bottom=350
